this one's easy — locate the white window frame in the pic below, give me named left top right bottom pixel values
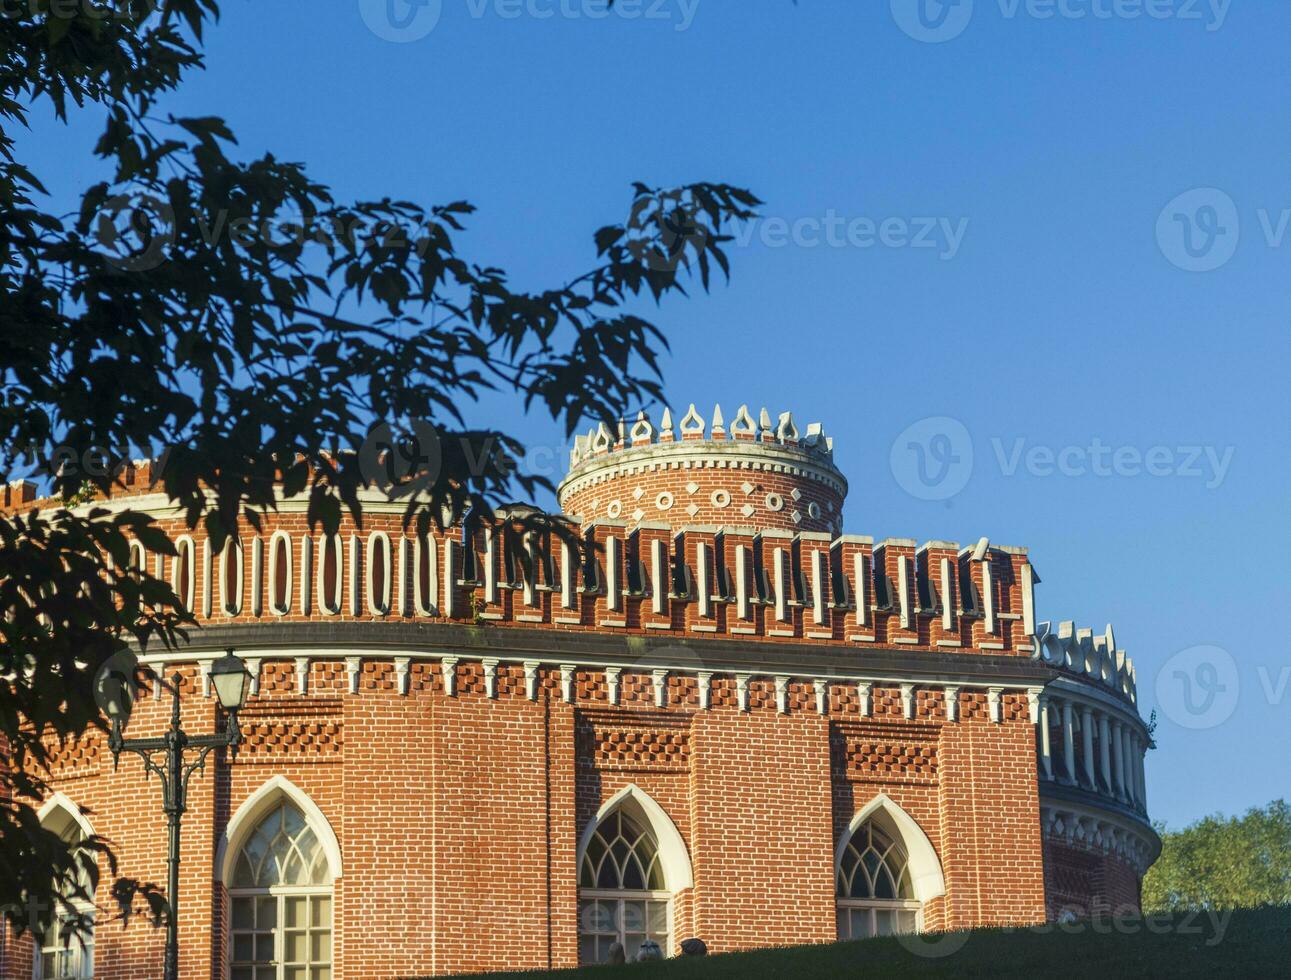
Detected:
left=577, top=889, right=672, bottom=964
left=316, top=534, right=343, bottom=616
left=836, top=898, right=922, bottom=940
left=128, top=539, right=147, bottom=574
left=172, top=535, right=197, bottom=612
left=835, top=815, right=923, bottom=941
left=220, top=538, right=244, bottom=617
left=35, top=796, right=97, bottom=980
left=267, top=531, right=293, bottom=617
left=36, top=905, right=95, bottom=980
left=365, top=532, right=392, bottom=616
left=226, top=884, right=333, bottom=980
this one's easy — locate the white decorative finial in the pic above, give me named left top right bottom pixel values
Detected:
left=679, top=404, right=705, bottom=438
left=592, top=422, right=612, bottom=453
left=759, top=407, right=773, bottom=440
left=776, top=411, right=799, bottom=443
left=660, top=406, right=674, bottom=440
left=731, top=404, right=756, bottom=438
left=711, top=404, right=725, bottom=438
left=630, top=410, right=655, bottom=444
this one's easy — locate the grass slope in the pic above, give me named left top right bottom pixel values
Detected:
left=445, top=907, right=1289, bottom=979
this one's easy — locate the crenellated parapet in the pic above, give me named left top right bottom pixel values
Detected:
left=559, top=404, right=847, bottom=534
left=38, top=490, right=1039, bottom=658
left=3, top=478, right=38, bottom=509
left=1034, top=620, right=1138, bottom=706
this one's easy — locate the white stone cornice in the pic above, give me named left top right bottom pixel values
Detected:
left=1039, top=801, right=1160, bottom=874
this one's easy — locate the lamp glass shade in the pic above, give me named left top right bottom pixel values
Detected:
left=210, top=653, right=249, bottom=710
left=95, top=651, right=138, bottom=725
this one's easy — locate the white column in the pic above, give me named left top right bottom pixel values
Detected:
left=1123, top=728, right=1137, bottom=806
left=1037, top=696, right=1054, bottom=781
left=1080, top=705, right=1096, bottom=789
left=1111, top=721, right=1126, bottom=800
left=1061, top=700, right=1077, bottom=785
left=1098, top=714, right=1113, bottom=796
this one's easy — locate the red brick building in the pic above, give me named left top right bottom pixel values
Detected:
left=1, top=404, right=1158, bottom=979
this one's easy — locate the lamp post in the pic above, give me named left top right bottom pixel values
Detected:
left=105, top=650, right=250, bottom=980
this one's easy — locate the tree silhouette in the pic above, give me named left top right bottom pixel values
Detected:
left=0, top=0, right=759, bottom=937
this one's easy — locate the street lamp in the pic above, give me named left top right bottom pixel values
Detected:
left=106, top=649, right=250, bottom=980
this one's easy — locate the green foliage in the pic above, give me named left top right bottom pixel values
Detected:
left=0, top=0, right=759, bottom=938
left=1143, top=801, right=1291, bottom=913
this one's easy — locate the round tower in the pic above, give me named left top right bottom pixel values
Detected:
left=557, top=403, right=847, bottom=534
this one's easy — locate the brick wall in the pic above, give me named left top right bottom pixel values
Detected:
left=1043, top=839, right=1143, bottom=919
left=4, top=661, right=1081, bottom=979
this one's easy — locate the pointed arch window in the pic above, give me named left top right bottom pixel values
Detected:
left=36, top=802, right=95, bottom=980
left=578, top=807, right=670, bottom=964
left=836, top=819, right=919, bottom=940
left=228, top=801, right=333, bottom=980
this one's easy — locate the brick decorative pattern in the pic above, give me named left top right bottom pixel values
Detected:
left=41, top=732, right=102, bottom=780
left=834, top=725, right=939, bottom=783
left=581, top=722, right=691, bottom=770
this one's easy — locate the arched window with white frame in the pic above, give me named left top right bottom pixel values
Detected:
left=220, top=537, right=244, bottom=616
left=836, top=819, right=919, bottom=939
left=834, top=794, right=945, bottom=942
left=576, top=786, right=691, bottom=965
left=220, top=779, right=340, bottom=980
left=35, top=795, right=97, bottom=980
left=267, top=531, right=293, bottom=617
left=172, top=535, right=196, bottom=612
left=316, top=534, right=342, bottom=616
left=365, top=532, right=392, bottom=616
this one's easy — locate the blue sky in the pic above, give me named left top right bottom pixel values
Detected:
left=20, top=0, right=1290, bottom=827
